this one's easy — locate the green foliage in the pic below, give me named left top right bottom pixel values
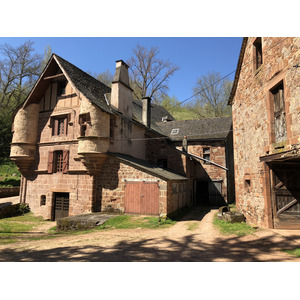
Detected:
left=0, top=41, right=42, bottom=161
left=160, top=95, right=199, bottom=120
left=0, top=161, right=21, bottom=177
left=98, top=215, right=176, bottom=230
left=0, top=203, right=30, bottom=219
left=213, top=214, right=256, bottom=236
left=283, top=248, right=300, bottom=258
left=0, top=177, right=21, bottom=187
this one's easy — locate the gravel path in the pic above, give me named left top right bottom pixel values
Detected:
left=1, top=206, right=300, bottom=262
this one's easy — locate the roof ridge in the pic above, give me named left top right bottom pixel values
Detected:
left=53, top=53, right=111, bottom=91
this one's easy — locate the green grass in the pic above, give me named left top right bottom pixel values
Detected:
left=282, top=248, right=300, bottom=258
left=0, top=213, right=177, bottom=245
left=185, top=222, right=199, bottom=231
left=213, top=214, right=256, bottom=236
left=98, top=215, right=176, bottom=230
left=0, top=161, right=21, bottom=186
left=0, top=212, right=47, bottom=244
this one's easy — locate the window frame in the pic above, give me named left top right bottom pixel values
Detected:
left=51, top=115, right=68, bottom=136
left=203, top=147, right=211, bottom=164
left=253, top=37, right=263, bottom=71
left=48, top=150, right=69, bottom=174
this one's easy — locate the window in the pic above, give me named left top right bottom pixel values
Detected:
left=203, top=147, right=210, bottom=164
left=52, top=115, right=68, bottom=136
left=40, top=195, right=46, bottom=206
left=79, top=113, right=91, bottom=137
left=57, top=81, right=67, bottom=97
left=48, top=150, right=69, bottom=174
left=254, top=38, right=263, bottom=70
left=271, top=82, right=287, bottom=143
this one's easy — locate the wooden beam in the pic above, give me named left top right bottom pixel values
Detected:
left=43, top=73, right=65, bottom=80
left=277, top=199, right=298, bottom=215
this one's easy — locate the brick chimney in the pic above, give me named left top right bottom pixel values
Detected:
left=110, top=60, right=133, bottom=118
left=142, top=96, right=151, bottom=127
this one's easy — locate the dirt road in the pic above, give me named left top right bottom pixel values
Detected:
left=1, top=207, right=300, bottom=262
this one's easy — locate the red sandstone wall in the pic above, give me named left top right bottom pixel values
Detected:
left=96, top=156, right=188, bottom=216
left=232, top=37, right=300, bottom=227
left=25, top=173, right=94, bottom=219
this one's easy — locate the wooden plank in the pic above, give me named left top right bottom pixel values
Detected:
left=43, top=73, right=65, bottom=80
left=277, top=198, right=298, bottom=215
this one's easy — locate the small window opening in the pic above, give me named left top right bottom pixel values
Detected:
left=203, top=147, right=210, bottom=164
left=171, top=128, right=179, bottom=135
left=40, top=195, right=46, bottom=206
left=57, top=81, right=67, bottom=96
left=254, top=38, right=263, bottom=70
left=79, top=113, right=91, bottom=137
left=245, top=179, right=251, bottom=193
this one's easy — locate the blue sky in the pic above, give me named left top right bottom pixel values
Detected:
left=0, top=37, right=243, bottom=104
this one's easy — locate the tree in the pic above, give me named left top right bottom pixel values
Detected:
left=160, top=95, right=199, bottom=120
left=0, top=41, right=42, bottom=113
left=192, top=71, right=233, bottom=118
left=40, top=45, right=52, bottom=72
left=127, top=45, right=179, bottom=103
left=0, top=41, right=42, bottom=161
left=97, top=69, right=114, bottom=87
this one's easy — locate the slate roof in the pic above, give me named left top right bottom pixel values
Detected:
left=156, top=116, right=232, bottom=141
left=132, top=99, right=175, bottom=131
left=54, top=54, right=113, bottom=114
left=111, top=153, right=187, bottom=181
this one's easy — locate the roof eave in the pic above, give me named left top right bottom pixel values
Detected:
left=228, top=37, right=248, bottom=105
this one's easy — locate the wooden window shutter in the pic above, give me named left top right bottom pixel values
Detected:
left=62, top=150, right=69, bottom=174
left=48, top=151, right=54, bottom=174
left=54, top=118, right=59, bottom=135
left=63, top=117, right=68, bottom=135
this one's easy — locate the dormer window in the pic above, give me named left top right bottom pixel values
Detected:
left=57, top=81, right=67, bottom=97
left=254, top=38, right=263, bottom=70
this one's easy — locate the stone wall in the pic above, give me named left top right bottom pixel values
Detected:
left=0, top=187, right=20, bottom=198
left=231, top=37, right=300, bottom=228
left=24, top=173, right=93, bottom=219
left=96, top=156, right=188, bottom=216
left=146, top=136, right=230, bottom=204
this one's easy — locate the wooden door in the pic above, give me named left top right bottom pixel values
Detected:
left=125, top=182, right=159, bottom=215
left=271, top=164, right=300, bottom=229
left=54, top=192, right=70, bottom=220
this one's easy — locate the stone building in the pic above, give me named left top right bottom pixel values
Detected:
left=154, top=117, right=235, bottom=206
left=229, top=37, right=300, bottom=229
left=10, top=54, right=234, bottom=220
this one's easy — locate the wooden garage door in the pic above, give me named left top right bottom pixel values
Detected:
left=125, top=182, right=159, bottom=215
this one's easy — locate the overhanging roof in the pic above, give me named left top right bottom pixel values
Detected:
left=111, top=153, right=187, bottom=181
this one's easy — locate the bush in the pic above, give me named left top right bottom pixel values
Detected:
left=0, top=177, right=21, bottom=187
left=0, top=203, right=30, bottom=219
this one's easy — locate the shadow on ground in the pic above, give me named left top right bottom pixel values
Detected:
left=1, top=206, right=300, bottom=262
left=1, top=232, right=300, bottom=262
